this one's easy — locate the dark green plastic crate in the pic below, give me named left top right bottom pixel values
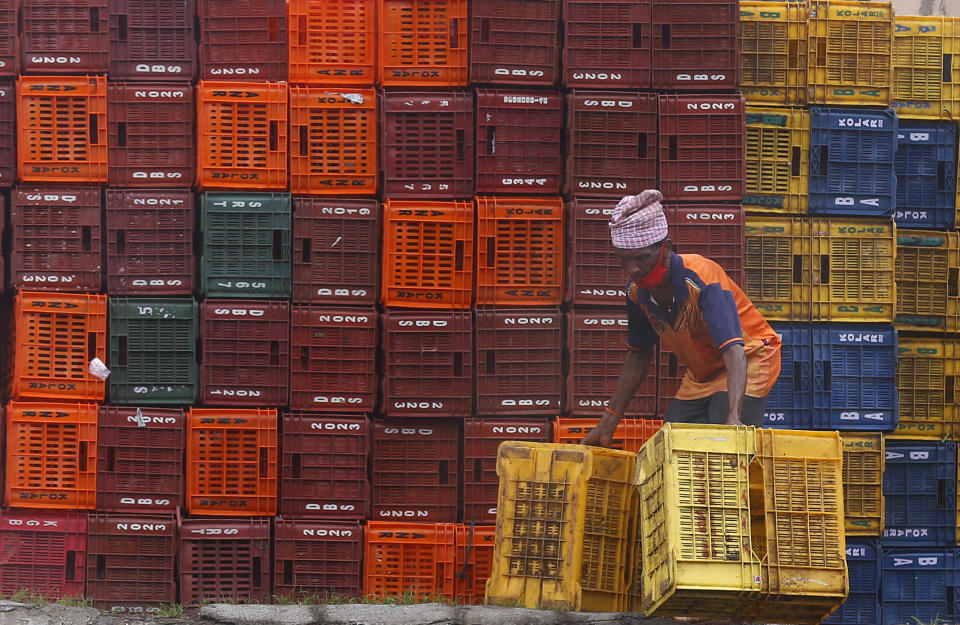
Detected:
left=201, top=192, right=292, bottom=297
left=109, top=297, right=199, bottom=404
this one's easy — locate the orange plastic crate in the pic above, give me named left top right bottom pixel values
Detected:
left=454, top=524, right=495, bottom=605
left=378, top=0, right=468, bottom=86
left=476, top=196, right=564, bottom=305
left=553, top=417, right=663, bottom=453
left=17, top=76, right=108, bottom=182
left=5, top=401, right=98, bottom=509
left=381, top=199, right=474, bottom=309
left=288, top=0, right=377, bottom=85
left=12, top=291, right=107, bottom=401
left=196, top=80, right=288, bottom=190
left=363, top=521, right=456, bottom=600
left=186, top=408, right=278, bottom=517
left=289, top=87, right=377, bottom=195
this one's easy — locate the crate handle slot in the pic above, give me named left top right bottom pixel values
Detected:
left=788, top=38, right=800, bottom=69
left=439, top=460, right=449, bottom=484
left=300, top=237, right=311, bottom=263
left=118, top=335, right=128, bottom=366
left=637, top=132, right=647, bottom=159
left=486, top=237, right=495, bottom=267
left=450, top=18, right=459, bottom=46
left=291, top=452, right=301, bottom=479
left=88, top=332, right=98, bottom=360
left=939, top=478, right=949, bottom=509
left=117, top=121, right=127, bottom=147
left=273, top=229, right=284, bottom=260
left=473, top=457, right=483, bottom=483
left=65, top=551, right=76, bottom=580
left=299, top=125, right=308, bottom=156
left=793, top=361, right=804, bottom=392
left=632, top=23, right=643, bottom=48
left=300, top=346, right=309, bottom=370
left=268, top=17, right=280, bottom=42
left=79, top=441, right=88, bottom=472
left=252, top=556, right=262, bottom=587
left=948, top=375, right=957, bottom=405
left=82, top=226, right=92, bottom=251
left=96, top=554, right=106, bottom=580
left=818, top=360, right=831, bottom=391
left=90, top=6, right=100, bottom=31
left=270, top=121, right=279, bottom=152
left=456, top=240, right=465, bottom=271
left=792, top=254, right=804, bottom=283
left=480, top=17, right=491, bottom=42
left=260, top=448, right=269, bottom=478
left=818, top=145, right=828, bottom=176
left=116, top=13, right=127, bottom=41
left=951, top=267, right=959, bottom=297
left=668, top=352, right=678, bottom=377
left=283, top=560, right=294, bottom=585
left=669, top=135, right=677, bottom=161
left=270, top=340, right=280, bottom=365
left=486, top=349, right=496, bottom=375
left=944, top=54, right=953, bottom=83
left=791, top=146, right=801, bottom=177
left=660, top=24, right=670, bottom=49
left=297, top=15, right=307, bottom=46
left=819, top=254, right=830, bottom=284
left=89, top=114, right=101, bottom=144
left=116, top=229, right=126, bottom=255
left=456, top=129, right=465, bottom=162
left=939, top=161, right=947, bottom=191
left=748, top=458, right=768, bottom=559
left=486, top=127, right=495, bottom=155
left=453, top=352, right=463, bottom=377
left=106, top=446, right=116, bottom=472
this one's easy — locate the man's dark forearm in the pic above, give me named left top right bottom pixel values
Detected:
left=608, top=348, right=654, bottom=416
left=722, top=343, right=747, bottom=423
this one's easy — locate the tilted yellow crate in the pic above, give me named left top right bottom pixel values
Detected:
left=745, top=216, right=813, bottom=321
left=894, top=336, right=960, bottom=439
left=740, top=2, right=808, bottom=106
left=745, top=106, right=811, bottom=214
left=893, top=16, right=960, bottom=120
left=840, top=432, right=885, bottom=535
left=895, top=230, right=960, bottom=333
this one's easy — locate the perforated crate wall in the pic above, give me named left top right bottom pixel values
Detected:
left=896, top=336, right=960, bottom=440
left=198, top=0, right=287, bottom=81
left=274, top=520, right=363, bottom=600
left=469, top=0, right=560, bottom=86
left=896, top=230, right=960, bottom=333
left=882, top=440, right=957, bottom=546
left=744, top=106, right=810, bottom=214
left=894, top=119, right=957, bottom=230
left=363, top=521, right=456, bottom=600
left=563, top=0, right=651, bottom=89
left=743, top=216, right=813, bottom=322
left=378, top=0, right=468, bottom=87
left=764, top=322, right=814, bottom=429
left=739, top=1, right=808, bottom=106
left=553, top=417, right=663, bottom=452
left=0, top=510, right=86, bottom=599
left=0, top=81, right=15, bottom=185
left=0, top=0, right=17, bottom=75
left=823, top=540, right=880, bottom=625
left=108, top=0, right=196, bottom=79
left=288, top=0, right=376, bottom=85
left=666, top=203, right=745, bottom=287
left=892, top=16, right=960, bottom=120
left=17, top=76, right=108, bottom=182
left=21, top=0, right=109, bottom=74
left=881, top=548, right=960, bottom=625
left=566, top=198, right=628, bottom=306
left=651, top=0, right=740, bottom=90
left=840, top=433, right=885, bottom=536
left=179, top=518, right=271, bottom=606
left=454, top=523, right=495, bottom=605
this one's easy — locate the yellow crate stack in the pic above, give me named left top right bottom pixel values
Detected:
left=895, top=230, right=960, bottom=333
left=744, top=217, right=813, bottom=321
left=740, top=2, right=809, bottom=106
left=840, top=433, right=885, bottom=535
left=895, top=336, right=960, bottom=439
left=745, top=106, right=811, bottom=214
left=893, top=16, right=960, bottom=120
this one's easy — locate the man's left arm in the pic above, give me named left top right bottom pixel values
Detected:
left=699, top=283, right=747, bottom=425
left=721, top=343, right=747, bottom=425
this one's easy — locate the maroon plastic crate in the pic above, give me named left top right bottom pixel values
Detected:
left=381, top=90, right=474, bottom=199
left=107, top=82, right=195, bottom=187
left=565, top=90, right=657, bottom=198
left=381, top=310, right=473, bottom=418
left=179, top=518, right=271, bottom=606
left=198, top=0, right=288, bottom=81
left=469, top=0, right=560, bottom=86
left=85, top=513, right=176, bottom=611
left=105, top=189, right=194, bottom=296
left=475, top=88, right=563, bottom=194
left=200, top=300, right=290, bottom=407
left=651, top=0, right=739, bottom=90
left=462, top=417, right=551, bottom=523
left=292, top=197, right=379, bottom=305
left=0, top=510, right=86, bottom=598
left=281, top=413, right=369, bottom=519
left=372, top=418, right=459, bottom=522
left=274, top=520, right=363, bottom=601
left=290, top=306, right=377, bottom=412
left=562, top=0, right=651, bottom=89
left=108, top=0, right=196, bottom=80
left=21, top=0, right=109, bottom=74
left=10, top=185, right=102, bottom=292
left=0, top=81, right=15, bottom=186
left=666, top=202, right=745, bottom=286
left=657, top=342, right=686, bottom=417
left=474, top=307, right=563, bottom=415
left=566, top=198, right=628, bottom=307
left=96, top=406, right=184, bottom=514
left=0, top=0, right=18, bottom=75
left=658, top=93, right=745, bottom=201
left=567, top=309, right=656, bottom=417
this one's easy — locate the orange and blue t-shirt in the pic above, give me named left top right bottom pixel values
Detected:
left=626, top=253, right=782, bottom=400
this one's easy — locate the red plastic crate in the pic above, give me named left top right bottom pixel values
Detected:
left=10, top=186, right=102, bottom=292
left=651, top=0, right=740, bottom=90
left=657, top=341, right=686, bottom=417
left=563, top=0, right=651, bottom=88
left=274, top=520, right=363, bottom=600
left=381, top=311, right=473, bottom=417
left=21, top=0, right=109, bottom=74
left=108, top=0, right=196, bottom=80
left=107, top=82, right=195, bottom=186
left=469, top=0, right=560, bottom=86
left=474, top=309, right=563, bottom=415
left=475, top=88, right=563, bottom=194
left=372, top=419, right=460, bottom=522
left=200, top=300, right=290, bottom=407
left=0, top=0, right=18, bottom=75
left=105, top=189, right=194, bottom=295
left=198, top=0, right=288, bottom=81
left=196, top=80, right=288, bottom=191
left=658, top=93, right=745, bottom=201
left=381, top=199, right=474, bottom=309
left=363, top=521, right=456, bottom=600
left=290, top=306, right=377, bottom=412
left=0, top=81, right=15, bottom=185
left=17, top=76, right=108, bottom=183
left=179, top=517, right=271, bottom=606
left=288, top=0, right=376, bottom=86
left=186, top=407, right=278, bottom=517
left=567, top=309, right=656, bottom=417
left=566, top=198, right=629, bottom=307
left=565, top=90, right=657, bottom=197
left=462, top=418, right=551, bottom=523
left=476, top=196, right=564, bottom=305
left=553, top=416, right=663, bottom=452
left=381, top=91, right=474, bottom=199
left=454, top=523, right=495, bottom=604
left=289, top=87, right=377, bottom=195
left=666, top=202, right=745, bottom=286
left=0, top=510, right=86, bottom=599
left=5, top=401, right=98, bottom=510
left=292, top=197, right=379, bottom=305
left=96, top=406, right=184, bottom=514
left=85, top=513, right=176, bottom=610
left=11, top=292, right=107, bottom=401
left=378, top=0, right=468, bottom=87
left=281, top=413, right=369, bottom=519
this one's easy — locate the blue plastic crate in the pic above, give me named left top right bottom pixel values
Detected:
left=881, top=548, right=960, bottom=625
left=883, top=441, right=957, bottom=546
left=811, top=323, right=898, bottom=431
left=895, top=120, right=958, bottom=230
left=764, top=322, right=814, bottom=429
left=824, top=539, right=880, bottom=625
left=810, top=107, right=898, bottom=217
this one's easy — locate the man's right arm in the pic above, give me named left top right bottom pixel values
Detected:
left=580, top=346, right=655, bottom=447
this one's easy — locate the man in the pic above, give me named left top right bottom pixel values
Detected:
left=582, top=190, right=781, bottom=448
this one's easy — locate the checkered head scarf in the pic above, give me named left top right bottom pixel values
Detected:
left=608, top=190, right=668, bottom=249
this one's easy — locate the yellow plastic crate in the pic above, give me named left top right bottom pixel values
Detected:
left=893, top=16, right=960, bottom=120
left=895, top=230, right=960, bottom=332
left=840, top=433, right=885, bottom=535
left=485, top=442, right=637, bottom=612
left=744, top=216, right=813, bottom=321
left=632, top=424, right=762, bottom=617
left=810, top=218, right=897, bottom=322
left=745, top=106, right=810, bottom=214
left=740, top=2, right=808, bottom=106
left=807, top=1, right=893, bottom=106
left=893, top=336, right=960, bottom=440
